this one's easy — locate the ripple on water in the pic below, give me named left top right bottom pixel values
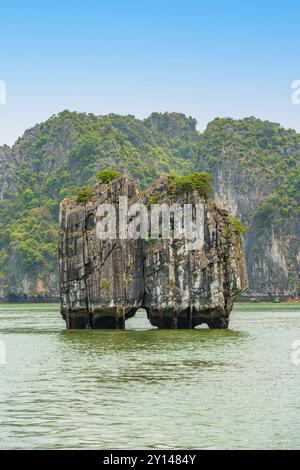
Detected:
left=0, top=303, right=300, bottom=449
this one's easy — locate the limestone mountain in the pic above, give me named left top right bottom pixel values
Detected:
left=0, top=111, right=299, bottom=299
left=0, top=111, right=199, bottom=300
left=197, top=117, right=300, bottom=295
left=59, top=174, right=247, bottom=329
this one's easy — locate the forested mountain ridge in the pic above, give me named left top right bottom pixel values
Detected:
left=197, top=117, right=300, bottom=294
left=0, top=111, right=299, bottom=300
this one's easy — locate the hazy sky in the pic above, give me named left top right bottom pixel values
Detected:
left=0, top=0, right=299, bottom=146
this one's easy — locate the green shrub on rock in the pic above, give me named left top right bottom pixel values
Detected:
left=169, top=173, right=213, bottom=200
left=96, top=169, right=121, bottom=184
left=227, top=216, right=248, bottom=235
left=76, top=186, right=95, bottom=203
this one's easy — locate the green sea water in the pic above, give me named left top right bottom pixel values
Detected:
left=0, top=302, right=300, bottom=449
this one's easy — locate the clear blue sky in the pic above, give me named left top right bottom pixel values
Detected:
left=0, top=0, right=299, bottom=145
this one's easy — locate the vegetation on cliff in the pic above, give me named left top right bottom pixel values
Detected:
left=197, top=116, right=300, bottom=294
left=254, top=167, right=300, bottom=226
left=96, top=169, right=121, bottom=184
left=0, top=111, right=199, bottom=293
left=76, top=186, right=95, bottom=204
left=0, top=111, right=300, bottom=297
left=169, top=172, right=213, bottom=199
left=199, top=116, right=300, bottom=179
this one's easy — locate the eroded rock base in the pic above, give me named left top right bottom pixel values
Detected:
left=62, top=307, right=230, bottom=329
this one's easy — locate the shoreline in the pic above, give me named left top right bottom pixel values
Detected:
left=1, top=299, right=300, bottom=305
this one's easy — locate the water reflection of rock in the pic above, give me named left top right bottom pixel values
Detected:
left=57, top=324, right=246, bottom=385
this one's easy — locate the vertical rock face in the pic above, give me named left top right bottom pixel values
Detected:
left=59, top=177, right=144, bottom=328
left=0, top=146, right=17, bottom=200
left=198, top=117, right=300, bottom=296
left=245, top=219, right=300, bottom=295
left=143, top=177, right=247, bottom=329
left=59, top=176, right=248, bottom=329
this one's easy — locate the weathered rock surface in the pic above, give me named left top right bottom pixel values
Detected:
left=143, top=177, right=247, bottom=328
left=1, top=112, right=299, bottom=300
left=59, top=176, right=248, bottom=329
left=59, top=177, right=144, bottom=328
left=198, top=117, right=300, bottom=296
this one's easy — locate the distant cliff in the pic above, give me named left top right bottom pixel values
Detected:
left=59, top=175, right=247, bottom=329
left=0, top=111, right=299, bottom=300
left=197, top=117, right=300, bottom=295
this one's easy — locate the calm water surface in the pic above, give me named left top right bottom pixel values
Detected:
left=0, top=303, right=300, bottom=449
